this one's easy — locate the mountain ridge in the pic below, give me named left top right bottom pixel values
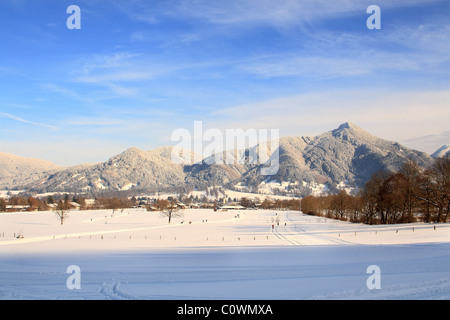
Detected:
left=0, top=152, right=63, bottom=190
left=0, top=123, right=435, bottom=194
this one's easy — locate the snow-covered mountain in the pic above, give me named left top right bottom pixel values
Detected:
left=238, top=122, right=433, bottom=191
left=27, top=147, right=192, bottom=193
left=0, top=152, right=63, bottom=189
left=431, top=145, right=450, bottom=158
left=2, top=123, right=435, bottom=194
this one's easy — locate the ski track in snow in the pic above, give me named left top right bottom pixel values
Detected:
left=272, top=228, right=302, bottom=246
left=99, top=277, right=450, bottom=300
left=272, top=211, right=353, bottom=246
left=100, top=282, right=140, bottom=300
left=272, top=212, right=303, bottom=245
left=313, top=278, right=450, bottom=300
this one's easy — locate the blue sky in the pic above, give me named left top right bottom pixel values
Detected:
left=0, top=0, right=449, bottom=166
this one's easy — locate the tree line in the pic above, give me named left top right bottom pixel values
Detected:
left=301, top=157, right=450, bottom=224
left=0, top=194, right=134, bottom=212
left=239, top=197, right=301, bottom=211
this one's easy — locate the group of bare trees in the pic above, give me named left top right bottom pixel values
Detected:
left=302, top=157, right=450, bottom=224
left=0, top=195, right=67, bottom=212
left=240, top=197, right=302, bottom=211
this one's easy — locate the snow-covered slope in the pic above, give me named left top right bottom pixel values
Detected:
left=0, top=152, right=63, bottom=189
left=28, top=147, right=192, bottom=193
left=0, top=209, right=449, bottom=299
left=431, top=145, right=450, bottom=158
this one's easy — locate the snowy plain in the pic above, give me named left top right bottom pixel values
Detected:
left=0, top=208, right=449, bottom=300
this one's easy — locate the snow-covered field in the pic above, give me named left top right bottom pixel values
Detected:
left=0, top=208, right=449, bottom=299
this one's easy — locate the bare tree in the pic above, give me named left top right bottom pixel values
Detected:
left=160, top=200, right=183, bottom=224
left=398, top=160, right=421, bottom=223
left=416, top=170, right=435, bottom=223
left=380, top=173, right=407, bottom=224
left=55, top=200, right=69, bottom=225
left=426, top=156, right=450, bottom=222
left=109, top=197, right=122, bottom=214
left=330, top=190, right=351, bottom=220
left=0, top=198, right=6, bottom=211
left=360, top=172, right=383, bottom=224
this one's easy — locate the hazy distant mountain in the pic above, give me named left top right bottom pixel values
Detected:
left=402, top=130, right=450, bottom=155
left=3, top=122, right=436, bottom=195
left=431, top=145, right=450, bottom=158
left=0, top=152, right=63, bottom=189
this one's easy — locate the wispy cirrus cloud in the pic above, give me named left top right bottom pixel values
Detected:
left=76, top=52, right=141, bottom=75
left=121, top=0, right=442, bottom=28
left=107, top=0, right=450, bottom=85
left=0, top=112, right=59, bottom=130
left=209, top=88, right=450, bottom=143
